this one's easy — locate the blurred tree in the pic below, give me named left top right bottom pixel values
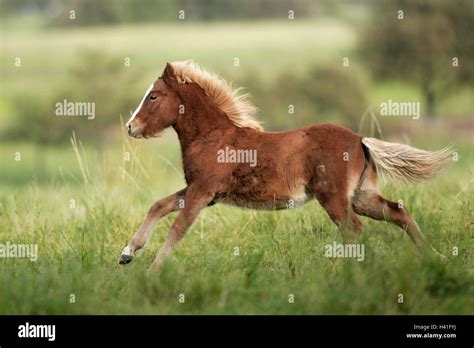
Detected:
left=179, top=0, right=315, bottom=20
left=266, top=66, right=367, bottom=130
left=362, top=0, right=474, bottom=118
left=6, top=50, right=143, bottom=144
left=301, top=66, right=367, bottom=129
left=1, top=0, right=320, bottom=25
left=47, top=0, right=178, bottom=26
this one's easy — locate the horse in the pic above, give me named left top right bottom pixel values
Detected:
left=120, top=61, right=452, bottom=271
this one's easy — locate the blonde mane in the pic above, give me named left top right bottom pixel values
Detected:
left=170, top=61, right=263, bottom=131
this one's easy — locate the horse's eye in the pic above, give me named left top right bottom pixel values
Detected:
left=150, top=95, right=157, bottom=100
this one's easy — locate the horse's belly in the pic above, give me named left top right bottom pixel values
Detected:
left=220, top=184, right=312, bottom=211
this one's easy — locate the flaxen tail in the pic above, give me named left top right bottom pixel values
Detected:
left=361, top=137, right=453, bottom=184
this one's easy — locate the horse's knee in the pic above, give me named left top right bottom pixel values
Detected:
left=352, top=190, right=389, bottom=221
left=148, top=201, right=164, bottom=216
left=353, top=190, right=411, bottom=226
left=351, top=189, right=373, bottom=216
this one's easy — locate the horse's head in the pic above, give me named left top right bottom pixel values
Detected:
left=126, top=63, right=181, bottom=138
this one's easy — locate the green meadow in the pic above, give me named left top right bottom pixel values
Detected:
left=0, top=20, right=473, bottom=314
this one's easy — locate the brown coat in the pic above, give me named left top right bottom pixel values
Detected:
left=120, top=62, right=450, bottom=270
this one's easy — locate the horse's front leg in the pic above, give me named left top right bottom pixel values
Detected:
left=119, top=188, right=187, bottom=264
left=148, top=184, right=214, bottom=272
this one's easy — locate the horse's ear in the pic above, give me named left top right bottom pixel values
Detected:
left=162, top=63, right=176, bottom=84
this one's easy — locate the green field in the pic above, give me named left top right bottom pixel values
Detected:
left=0, top=129, right=473, bottom=314
left=1, top=19, right=354, bottom=91
left=1, top=20, right=473, bottom=314
left=1, top=20, right=471, bottom=127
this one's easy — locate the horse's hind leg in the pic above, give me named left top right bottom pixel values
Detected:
left=352, top=189, right=445, bottom=258
left=119, top=188, right=186, bottom=264
left=314, top=190, right=362, bottom=243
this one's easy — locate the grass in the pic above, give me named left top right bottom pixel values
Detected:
left=1, top=18, right=473, bottom=315
left=0, top=129, right=473, bottom=314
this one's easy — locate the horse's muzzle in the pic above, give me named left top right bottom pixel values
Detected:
left=127, top=125, right=143, bottom=138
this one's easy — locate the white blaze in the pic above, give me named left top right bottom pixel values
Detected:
left=126, top=84, right=153, bottom=128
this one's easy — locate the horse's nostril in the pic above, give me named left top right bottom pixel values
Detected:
left=127, top=123, right=131, bottom=132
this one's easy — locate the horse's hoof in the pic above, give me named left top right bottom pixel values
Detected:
left=119, top=254, right=133, bottom=265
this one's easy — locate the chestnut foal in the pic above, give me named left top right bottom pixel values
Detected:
left=120, top=61, right=451, bottom=271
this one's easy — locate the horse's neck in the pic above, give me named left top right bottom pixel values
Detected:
left=172, top=88, right=235, bottom=153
